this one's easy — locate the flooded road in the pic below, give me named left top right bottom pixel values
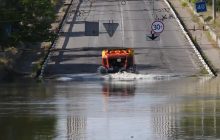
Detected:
left=1, top=75, right=220, bottom=140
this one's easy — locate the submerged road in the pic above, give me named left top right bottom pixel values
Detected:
left=44, top=0, right=202, bottom=77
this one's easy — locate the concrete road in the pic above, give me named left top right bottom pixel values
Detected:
left=44, top=0, right=202, bottom=77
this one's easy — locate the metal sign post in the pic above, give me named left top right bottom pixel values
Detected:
left=212, top=0, right=216, bottom=21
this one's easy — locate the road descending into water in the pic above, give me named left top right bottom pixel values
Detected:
left=44, top=0, right=202, bottom=77
left=1, top=1, right=218, bottom=140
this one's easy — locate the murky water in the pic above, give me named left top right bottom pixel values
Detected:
left=1, top=74, right=220, bottom=140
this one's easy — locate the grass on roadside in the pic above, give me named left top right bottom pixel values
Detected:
left=0, top=58, right=8, bottom=65
left=181, top=1, right=188, bottom=8
left=31, top=59, right=44, bottom=78
left=205, top=31, right=218, bottom=48
left=184, top=0, right=220, bottom=36
left=204, top=16, right=212, bottom=22
left=199, top=67, right=209, bottom=75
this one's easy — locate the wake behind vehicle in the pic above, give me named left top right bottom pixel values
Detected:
left=98, top=48, right=136, bottom=74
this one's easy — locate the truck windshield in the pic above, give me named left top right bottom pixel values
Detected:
left=109, top=57, right=126, bottom=67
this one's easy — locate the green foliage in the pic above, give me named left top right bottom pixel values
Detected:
left=181, top=1, right=188, bottom=7
left=204, top=16, right=213, bottom=22
left=190, top=0, right=197, bottom=4
left=206, top=0, right=212, bottom=5
left=0, top=0, right=56, bottom=46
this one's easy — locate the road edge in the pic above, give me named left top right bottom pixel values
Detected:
left=164, top=0, right=216, bottom=76
left=38, top=0, right=83, bottom=79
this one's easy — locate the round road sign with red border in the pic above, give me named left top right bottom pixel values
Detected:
left=151, top=21, right=164, bottom=33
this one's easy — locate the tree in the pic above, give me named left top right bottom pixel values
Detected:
left=0, top=0, right=56, bottom=46
left=15, top=0, right=55, bottom=42
left=0, top=0, right=21, bottom=46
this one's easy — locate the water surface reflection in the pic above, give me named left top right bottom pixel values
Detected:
left=1, top=77, right=220, bottom=139
left=102, top=81, right=136, bottom=96
left=0, top=82, right=56, bottom=140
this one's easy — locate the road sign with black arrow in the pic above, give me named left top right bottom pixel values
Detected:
left=146, top=33, right=160, bottom=41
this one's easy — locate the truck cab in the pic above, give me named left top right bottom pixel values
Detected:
left=98, top=48, right=136, bottom=74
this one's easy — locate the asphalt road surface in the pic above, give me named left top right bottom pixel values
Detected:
left=44, top=0, right=202, bottom=77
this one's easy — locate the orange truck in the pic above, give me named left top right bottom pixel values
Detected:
left=98, top=48, right=136, bottom=74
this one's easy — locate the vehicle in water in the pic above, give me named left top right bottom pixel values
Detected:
left=98, top=48, right=136, bottom=74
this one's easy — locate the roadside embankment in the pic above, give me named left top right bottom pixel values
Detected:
left=183, top=0, right=220, bottom=48
left=0, top=45, right=25, bottom=81
left=166, top=0, right=220, bottom=76
left=38, top=0, right=83, bottom=78
left=0, top=0, right=76, bottom=81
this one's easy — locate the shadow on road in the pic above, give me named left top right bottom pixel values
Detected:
left=60, top=31, right=85, bottom=37
left=55, top=0, right=83, bottom=64
left=50, top=53, right=100, bottom=62
left=45, top=63, right=100, bottom=75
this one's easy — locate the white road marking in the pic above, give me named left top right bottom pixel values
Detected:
left=120, top=2, right=125, bottom=47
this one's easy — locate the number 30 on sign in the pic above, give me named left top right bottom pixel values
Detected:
left=151, top=21, right=164, bottom=33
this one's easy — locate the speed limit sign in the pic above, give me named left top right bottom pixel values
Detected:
left=151, top=21, right=164, bottom=33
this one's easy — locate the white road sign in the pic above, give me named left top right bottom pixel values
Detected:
left=151, top=21, right=164, bottom=33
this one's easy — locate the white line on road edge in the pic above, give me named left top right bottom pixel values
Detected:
left=163, top=0, right=215, bottom=76
left=120, top=3, right=125, bottom=48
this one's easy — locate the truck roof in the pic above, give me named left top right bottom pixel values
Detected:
left=102, top=48, right=134, bottom=58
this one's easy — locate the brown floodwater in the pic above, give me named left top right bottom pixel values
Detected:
left=0, top=74, right=220, bottom=140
